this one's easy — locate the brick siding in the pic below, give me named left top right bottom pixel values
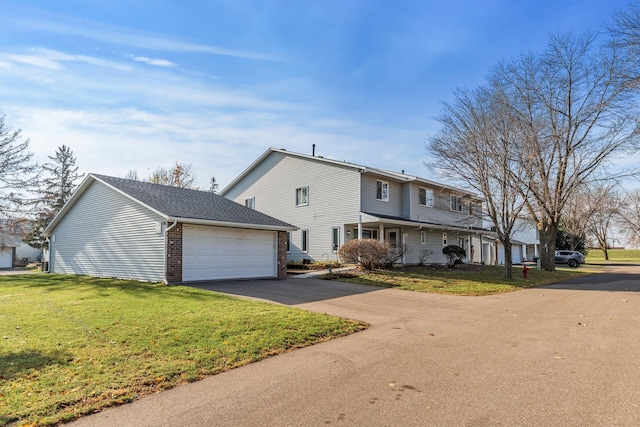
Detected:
left=277, top=231, right=288, bottom=278
left=166, top=222, right=183, bottom=283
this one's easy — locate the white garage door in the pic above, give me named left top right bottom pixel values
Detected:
left=0, top=249, right=12, bottom=268
left=182, top=225, right=277, bottom=281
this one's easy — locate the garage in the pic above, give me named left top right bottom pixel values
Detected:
left=43, top=174, right=296, bottom=283
left=0, top=249, right=12, bottom=268
left=182, top=225, right=277, bottom=281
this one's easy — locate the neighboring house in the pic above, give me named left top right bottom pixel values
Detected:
left=43, top=174, right=296, bottom=283
left=0, top=233, right=18, bottom=268
left=482, top=219, right=540, bottom=265
left=222, top=148, right=493, bottom=265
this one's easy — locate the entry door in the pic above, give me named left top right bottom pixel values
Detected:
left=385, top=228, right=399, bottom=247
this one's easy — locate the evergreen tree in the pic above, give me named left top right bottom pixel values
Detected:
left=25, top=145, right=84, bottom=248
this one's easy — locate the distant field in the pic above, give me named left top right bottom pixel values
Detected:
left=586, top=249, right=640, bottom=262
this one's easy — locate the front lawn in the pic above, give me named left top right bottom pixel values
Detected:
left=330, top=265, right=592, bottom=296
left=586, top=248, right=640, bottom=263
left=0, top=275, right=366, bottom=426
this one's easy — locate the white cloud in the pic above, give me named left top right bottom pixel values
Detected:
left=129, top=55, right=176, bottom=67
left=14, top=17, right=281, bottom=61
left=2, top=53, right=60, bottom=70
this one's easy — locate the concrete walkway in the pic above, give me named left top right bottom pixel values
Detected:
left=71, top=266, right=640, bottom=426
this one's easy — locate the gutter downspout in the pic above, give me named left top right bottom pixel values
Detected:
left=45, top=237, right=51, bottom=273
left=163, top=220, right=178, bottom=285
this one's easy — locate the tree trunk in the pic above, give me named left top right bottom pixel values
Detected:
left=538, top=221, right=558, bottom=271
left=502, top=237, right=513, bottom=279
left=603, top=248, right=609, bottom=261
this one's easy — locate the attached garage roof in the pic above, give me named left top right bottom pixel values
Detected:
left=44, top=174, right=296, bottom=236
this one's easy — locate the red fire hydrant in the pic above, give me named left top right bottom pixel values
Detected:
left=522, top=264, right=529, bottom=279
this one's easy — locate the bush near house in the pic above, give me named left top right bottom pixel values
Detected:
left=338, top=239, right=406, bottom=270
left=443, top=245, right=466, bottom=267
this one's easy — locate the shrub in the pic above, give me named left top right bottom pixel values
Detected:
left=338, top=239, right=407, bottom=270
left=443, top=245, right=466, bottom=267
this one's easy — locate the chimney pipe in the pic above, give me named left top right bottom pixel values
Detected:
left=312, top=144, right=316, bottom=156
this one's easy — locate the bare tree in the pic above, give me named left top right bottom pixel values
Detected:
left=488, top=32, right=639, bottom=270
left=618, top=188, right=640, bottom=246
left=583, top=185, right=621, bottom=260
left=428, top=85, right=527, bottom=279
left=124, top=170, right=139, bottom=181
left=149, top=162, right=198, bottom=189
left=0, top=112, right=39, bottom=226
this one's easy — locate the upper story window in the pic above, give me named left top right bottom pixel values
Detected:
left=419, top=188, right=434, bottom=207
left=245, top=197, right=255, bottom=210
left=450, top=196, right=463, bottom=212
left=296, top=187, right=309, bottom=206
left=376, top=180, right=389, bottom=202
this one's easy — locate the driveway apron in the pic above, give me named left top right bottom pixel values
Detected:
left=71, top=267, right=640, bottom=426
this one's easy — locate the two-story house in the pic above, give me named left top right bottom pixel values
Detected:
left=222, top=148, right=492, bottom=265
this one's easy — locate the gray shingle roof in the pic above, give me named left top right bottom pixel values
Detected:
left=92, top=174, right=295, bottom=229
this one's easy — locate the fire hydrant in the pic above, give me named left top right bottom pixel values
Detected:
left=522, top=264, right=529, bottom=279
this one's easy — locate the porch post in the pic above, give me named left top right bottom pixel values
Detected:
left=379, top=223, right=384, bottom=241
left=358, top=213, right=363, bottom=239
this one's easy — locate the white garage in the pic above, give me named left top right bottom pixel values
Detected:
left=0, top=249, right=12, bottom=268
left=43, top=174, right=296, bottom=283
left=183, top=225, right=277, bottom=281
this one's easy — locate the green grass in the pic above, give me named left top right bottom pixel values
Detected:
left=0, top=275, right=366, bottom=426
left=330, top=265, right=592, bottom=296
left=586, top=248, right=640, bottom=262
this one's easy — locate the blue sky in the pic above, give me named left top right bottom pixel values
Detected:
left=0, top=0, right=631, bottom=190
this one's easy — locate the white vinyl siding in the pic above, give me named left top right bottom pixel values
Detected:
left=224, top=151, right=361, bottom=262
left=360, top=174, right=402, bottom=217
left=49, top=181, right=165, bottom=282
left=0, top=249, right=12, bottom=268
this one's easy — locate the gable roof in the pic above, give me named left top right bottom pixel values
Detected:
left=43, top=174, right=296, bottom=236
left=221, top=147, right=482, bottom=199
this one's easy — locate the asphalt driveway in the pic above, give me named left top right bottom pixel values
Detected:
left=72, top=266, right=640, bottom=426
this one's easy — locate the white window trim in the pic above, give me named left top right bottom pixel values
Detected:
left=296, top=187, right=309, bottom=207
left=420, top=231, right=426, bottom=245
left=332, top=227, right=340, bottom=252
left=245, top=197, right=255, bottom=210
left=286, top=231, right=291, bottom=253
left=442, top=232, right=447, bottom=246
left=301, top=229, right=309, bottom=253
left=376, top=180, right=389, bottom=202
left=419, top=187, right=434, bottom=207
left=450, top=195, right=462, bottom=212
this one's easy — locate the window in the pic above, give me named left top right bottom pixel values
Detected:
left=468, top=202, right=475, bottom=216
left=420, top=231, right=426, bottom=245
left=419, top=188, right=434, bottom=207
left=356, top=229, right=379, bottom=239
left=450, top=196, right=462, bottom=212
left=442, top=232, right=447, bottom=246
left=376, top=180, right=389, bottom=202
left=332, top=227, right=340, bottom=251
left=296, top=187, right=309, bottom=206
left=245, top=197, right=255, bottom=210
left=458, top=237, right=465, bottom=249
left=286, top=231, right=291, bottom=253
left=301, top=229, right=309, bottom=252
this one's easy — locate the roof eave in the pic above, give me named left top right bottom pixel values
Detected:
left=169, top=217, right=298, bottom=232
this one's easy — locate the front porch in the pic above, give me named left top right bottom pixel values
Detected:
left=343, top=212, right=493, bottom=265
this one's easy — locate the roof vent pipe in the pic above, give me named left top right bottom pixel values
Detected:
left=312, top=144, right=316, bottom=156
